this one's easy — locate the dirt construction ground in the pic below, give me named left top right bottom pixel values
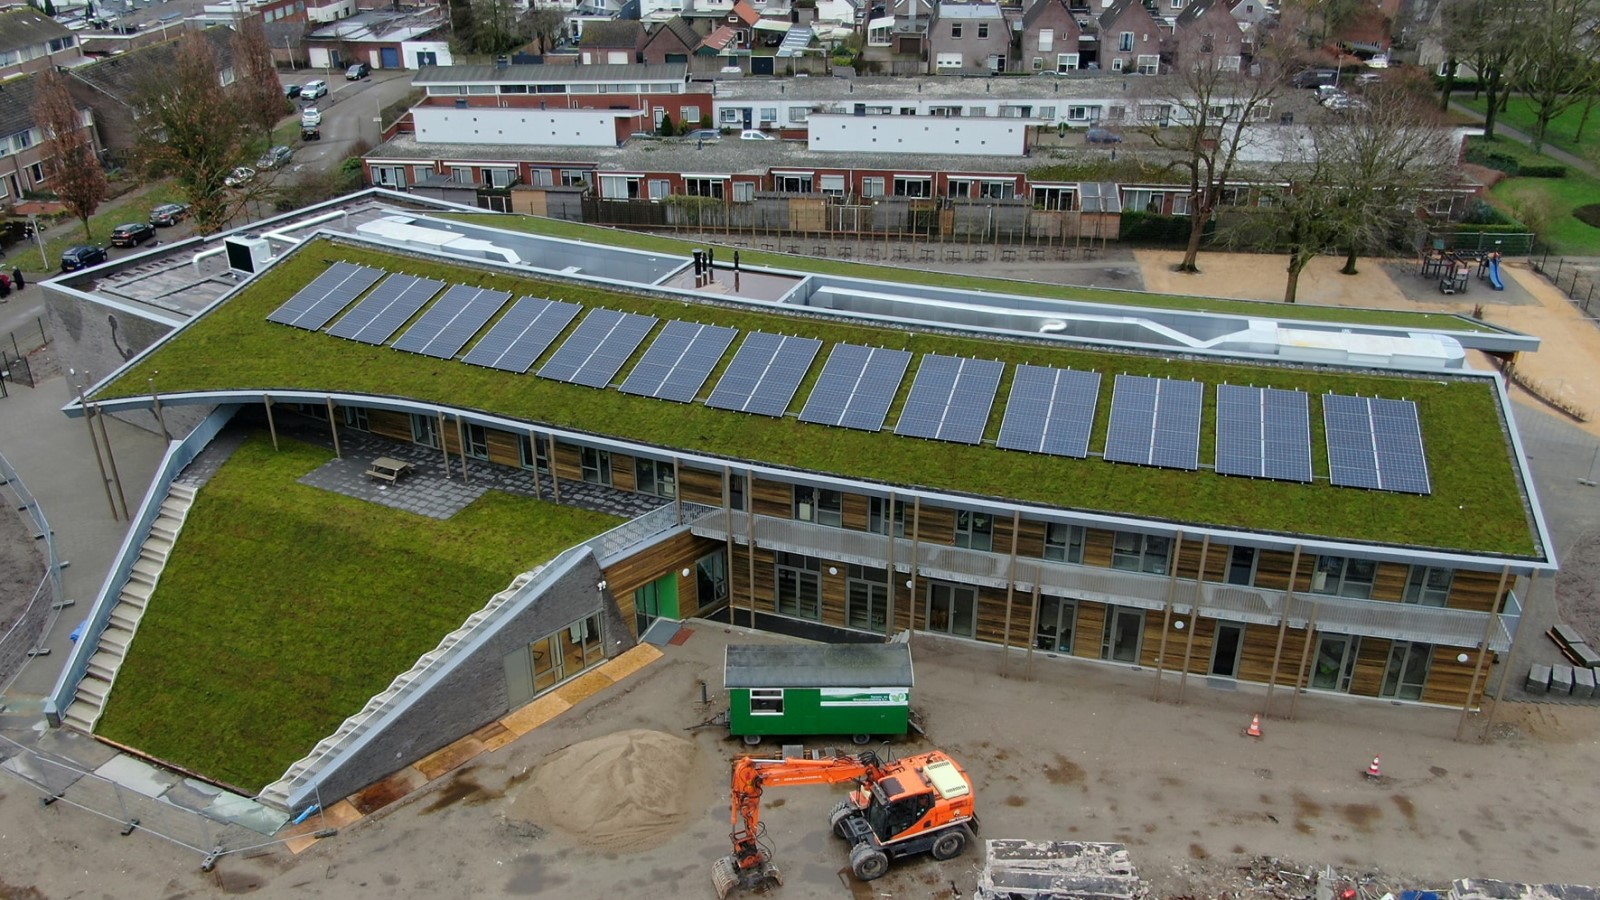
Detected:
left=5, top=249, right=1600, bottom=899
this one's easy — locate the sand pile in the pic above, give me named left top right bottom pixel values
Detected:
left=507, top=729, right=701, bottom=851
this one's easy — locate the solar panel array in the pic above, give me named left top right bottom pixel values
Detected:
left=327, top=273, right=447, bottom=345
left=1214, top=385, right=1314, bottom=483
left=1323, top=394, right=1432, bottom=494
left=799, top=344, right=913, bottom=432
left=894, top=355, right=1004, bottom=445
left=267, top=263, right=384, bottom=331
left=996, top=365, right=1102, bottom=458
left=393, top=286, right=512, bottom=359
left=461, top=297, right=581, bottom=374
left=1103, top=375, right=1204, bottom=470
left=620, top=320, right=739, bottom=402
left=706, top=332, right=823, bottom=417
left=538, top=308, right=660, bottom=389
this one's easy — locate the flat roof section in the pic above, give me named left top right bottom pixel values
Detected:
left=724, top=643, right=914, bottom=688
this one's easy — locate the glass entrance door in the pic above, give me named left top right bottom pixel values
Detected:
left=1310, top=634, right=1359, bottom=692
left=1101, top=606, right=1143, bottom=663
left=1210, top=623, right=1244, bottom=677
left=1380, top=641, right=1432, bottom=700
left=1035, top=596, right=1076, bottom=652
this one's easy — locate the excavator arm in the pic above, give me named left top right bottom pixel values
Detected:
left=713, top=752, right=884, bottom=899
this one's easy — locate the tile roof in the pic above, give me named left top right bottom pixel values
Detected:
left=0, top=73, right=43, bottom=140
left=647, top=17, right=703, bottom=52
left=0, top=8, right=73, bottom=55
left=68, top=27, right=236, bottom=106
left=579, top=20, right=647, bottom=47
left=700, top=24, right=740, bottom=50
left=731, top=0, right=761, bottom=26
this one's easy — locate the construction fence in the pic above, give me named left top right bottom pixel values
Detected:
left=1, top=316, right=50, bottom=393
left=1530, top=247, right=1600, bottom=316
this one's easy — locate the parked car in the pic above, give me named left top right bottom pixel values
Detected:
left=257, top=145, right=293, bottom=169
left=60, top=245, right=108, bottom=272
left=739, top=129, right=775, bottom=141
left=225, top=166, right=256, bottom=188
left=685, top=128, right=721, bottom=141
left=148, top=202, right=190, bottom=227
left=1085, top=127, right=1123, bottom=144
left=1365, top=55, right=1390, bottom=69
left=1292, top=68, right=1338, bottom=89
left=109, top=222, right=156, bottom=247
left=301, top=107, right=323, bottom=128
left=346, top=62, right=370, bottom=80
left=283, top=83, right=302, bottom=99
left=301, top=126, right=321, bottom=142
left=300, top=79, right=328, bottom=100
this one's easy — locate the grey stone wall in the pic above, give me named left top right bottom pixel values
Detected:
left=44, top=285, right=213, bottom=438
left=302, top=551, right=636, bottom=810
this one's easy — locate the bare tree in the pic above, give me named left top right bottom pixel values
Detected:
left=1139, top=26, right=1283, bottom=273
left=233, top=16, right=287, bottom=146
left=1441, top=0, right=1528, bottom=139
left=524, top=4, right=567, bottom=55
left=31, top=68, right=107, bottom=240
left=134, top=31, right=250, bottom=233
left=1513, top=0, right=1600, bottom=151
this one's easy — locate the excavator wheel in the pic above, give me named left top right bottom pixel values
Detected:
left=929, top=827, right=968, bottom=861
left=828, top=799, right=856, bottom=839
left=849, top=843, right=890, bottom=881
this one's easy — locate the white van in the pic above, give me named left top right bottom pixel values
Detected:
left=739, top=129, right=775, bottom=141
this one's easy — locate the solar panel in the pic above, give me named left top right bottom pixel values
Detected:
left=1214, top=385, right=1313, bottom=483
left=326, top=273, right=447, bottom=345
left=995, top=365, right=1102, bottom=458
left=392, top=285, right=512, bottom=359
left=799, top=344, right=913, bottom=432
left=893, top=355, right=1004, bottom=445
left=461, top=297, right=582, bottom=374
left=1103, top=375, right=1203, bottom=470
left=706, top=332, right=822, bottom=417
left=538, top=308, right=659, bottom=388
left=266, top=262, right=384, bottom=330
left=1323, top=394, right=1431, bottom=494
left=619, top=320, right=739, bottom=402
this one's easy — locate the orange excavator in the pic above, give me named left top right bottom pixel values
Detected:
left=711, top=749, right=978, bottom=899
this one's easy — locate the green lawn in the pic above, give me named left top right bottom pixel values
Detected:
left=439, top=213, right=1499, bottom=334
left=96, top=435, right=623, bottom=792
left=103, top=240, right=1538, bottom=556
left=1489, top=169, right=1600, bottom=256
left=1459, top=96, right=1600, bottom=159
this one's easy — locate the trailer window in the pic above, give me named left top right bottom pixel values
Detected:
left=750, top=689, right=784, bottom=715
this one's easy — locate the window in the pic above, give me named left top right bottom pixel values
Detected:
left=1311, top=555, right=1376, bottom=599
left=342, top=407, right=369, bottom=431
left=1403, top=567, right=1453, bottom=607
left=599, top=174, right=643, bottom=199
left=774, top=173, right=813, bottom=193
left=696, top=551, right=729, bottom=613
left=789, top=106, right=809, bottom=123
left=1033, top=186, right=1074, bottom=211
left=794, top=485, right=843, bottom=527
left=450, top=166, right=474, bottom=185
left=729, top=473, right=747, bottom=511
left=681, top=105, right=701, bottom=125
left=951, top=23, right=963, bottom=38
left=411, top=413, right=439, bottom=448
left=721, top=107, right=743, bottom=124
left=1118, top=32, right=1133, bottom=51
left=1038, top=28, right=1054, bottom=51
left=1219, top=55, right=1241, bottom=72
left=750, top=688, right=785, bottom=714
left=1057, top=53, right=1080, bottom=73
left=489, top=168, right=516, bottom=188
left=1043, top=523, right=1084, bottom=563
left=775, top=552, right=822, bottom=619
left=518, top=434, right=549, bottom=472
left=647, top=179, right=670, bottom=200
left=1226, top=546, right=1256, bottom=586
left=1067, top=104, right=1093, bottom=121
left=1170, top=193, right=1190, bottom=216
left=862, top=177, right=885, bottom=198
left=1111, top=532, right=1171, bottom=575
left=13, top=130, right=33, bottom=151
left=928, top=105, right=962, bottom=117
left=1136, top=54, right=1160, bottom=75
left=412, top=165, right=433, bottom=182
left=759, top=107, right=778, bottom=125
left=926, top=582, right=977, bottom=637
left=1111, top=58, right=1125, bottom=72
left=560, top=169, right=590, bottom=187
left=580, top=447, right=612, bottom=485
left=954, top=509, right=993, bottom=551
left=893, top=176, right=931, bottom=198
left=685, top=177, right=724, bottom=199
left=977, top=23, right=989, bottom=38
left=1380, top=641, right=1432, bottom=701
left=819, top=174, right=846, bottom=197
left=846, top=565, right=890, bottom=632
left=635, top=457, right=677, bottom=498
left=1125, top=189, right=1166, bottom=213
left=869, top=497, right=906, bottom=536
left=1036, top=595, right=1076, bottom=652
left=1038, top=105, right=1057, bottom=119
left=1033, top=57, right=1044, bottom=70
left=463, top=424, right=489, bottom=460
left=732, top=181, right=755, bottom=202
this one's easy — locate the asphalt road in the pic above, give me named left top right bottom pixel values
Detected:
left=279, top=67, right=417, bottom=174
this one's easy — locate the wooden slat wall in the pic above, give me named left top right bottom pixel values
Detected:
left=366, top=409, right=413, bottom=444
left=1175, top=541, right=1228, bottom=582
left=820, top=566, right=847, bottom=627
left=1254, top=550, right=1297, bottom=591
left=1074, top=601, right=1106, bottom=660
left=1172, top=617, right=1218, bottom=675
left=1237, top=625, right=1305, bottom=685
left=1350, top=639, right=1392, bottom=696
left=889, top=580, right=913, bottom=633
left=1372, top=563, right=1408, bottom=602
left=752, top=478, right=792, bottom=518
left=974, top=585, right=1024, bottom=646
left=1012, top=519, right=1047, bottom=558
left=679, top=467, right=725, bottom=506
left=1082, top=531, right=1114, bottom=568
left=842, top=494, right=870, bottom=531
left=1420, top=645, right=1486, bottom=707
left=553, top=442, right=583, bottom=482
left=915, top=507, right=956, bottom=545
left=602, top=531, right=718, bottom=602
left=611, top=452, right=637, bottom=492
left=441, top=419, right=462, bottom=456
left=1448, top=570, right=1508, bottom=613
left=484, top=428, right=523, bottom=469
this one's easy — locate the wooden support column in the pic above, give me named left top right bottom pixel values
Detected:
left=1289, top=603, right=1319, bottom=720
left=908, top=497, right=922, bottom=634
left=1458, top=565, right=1512, bottom=741
left=884, top=491, right=897, bottom=640
left=326, top=397, right=341, bottom=459
left=93, top=402, right=129, bottom=521
left=437, top=411, right=450, bottom=478
left=76, top=377, right=118, bottom=521
left=455, top=415, right=470, bottom=484
left=746, top=468, right=758, bottom=630
left=1001, top=510, right=1021, bottom=677
left=264, top=395, right=279, bottom=451
left=1484, top=571, right=1535, bottom=742
left=1264, top=545, right=1303, bottom=717
left=1151, top=532, right=1184, bottom=701
left=528, top=429, right=544, bottom=500
left=1024, top=576, right=1041, bottom=681
left=673, top=458, right=683, bottom=525
left=723, top=465, right=736, bottom=625
left=1177, top=536, right=1210, bottom=704
left=548, top=432, right=561, bottom=503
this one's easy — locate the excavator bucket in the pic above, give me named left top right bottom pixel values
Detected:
left=712, top=854, right=741, bottom=900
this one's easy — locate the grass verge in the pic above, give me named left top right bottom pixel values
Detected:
left=438, top=213, right=1498, bottom=334
left=96, top=434, right=623, bottom=791
left=104, top=240, right=1538, bottom=555
left=28, top=182, right=189, bottom=273
left=1490, top=172, right=1600, bottom=256
left=1458, top=96, right=1600, bottom=160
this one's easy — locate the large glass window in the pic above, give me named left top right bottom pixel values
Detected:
left=696, top=551, right=729, bottom=614
left=1043, top=523, right=1084, bottom=563
left=411, top=413, right=439, bottom=448
left=926, top=582, right=977, bottom=637
left=794, top=486, right=843, bottom=527
left=1380, top=641, right=1433, bottom=701
left=954, top=510, right=993, bottom=551
left=1311, top=556, right=1376, bottom=599
left=775, top=552, right=822, bottom=619
left=869, top=497, right=907, bottom=536
left=728, top=473, right=747, bottom=511
left=634, top=457, right=677, bottom=498
left=1226, top=546, right=1256, bottom=586
left=464, top=424, right=489, bottom=460
left=1403, top=566, right=1453, bottom=607
left=518, top=434, right=549, bottom=472
left=1111, top=532, right=1171, bottom=575
left=846, top=565, right=890, bottom=632
left=1035, top=595, right=1076, bottom=652
left=580, top=447, right=612, bottom=486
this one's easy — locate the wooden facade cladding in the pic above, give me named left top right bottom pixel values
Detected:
left=914, top=506, right=956, bottom=546
left=603, top=531, right=721, bottom=635
left=1082, top=529, right=1115, bottom=569
left=752, top=477, right=792, bottom=518
left=553, top=441, right=583, bottom=482
left=365, top=408, right=414, bottom=444
left=680, top=466, right=725, bottom=506
left=1447, top=569, right=1512, bottom=613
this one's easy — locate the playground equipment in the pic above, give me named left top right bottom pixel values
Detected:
left=1421, top=245, right=1483, bottom=295
left=1479, top=252, right=1505, bottom=291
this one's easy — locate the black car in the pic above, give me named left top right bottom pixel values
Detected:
left=60, top=245, right=108, bottom=272
left=1292, top=69, right=1338, bottom=89
left=346, top=62, right=370, bottom=80
left=149, top=202, right=190, bottom=226
left=284, top=83, right=302, bottom=99
left=110, top=222, right=157, bottom=247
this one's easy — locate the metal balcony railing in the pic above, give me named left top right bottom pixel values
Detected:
left=689, top=512, right=1518, bottom=652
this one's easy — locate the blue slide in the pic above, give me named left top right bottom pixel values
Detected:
left=1488, top=256, right=1505, bottom=291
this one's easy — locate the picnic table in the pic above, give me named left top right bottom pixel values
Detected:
left=365, top=457, right=415, bottom=484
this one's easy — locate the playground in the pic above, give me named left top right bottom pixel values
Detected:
left=1419, top=244, right=1507, bottom=295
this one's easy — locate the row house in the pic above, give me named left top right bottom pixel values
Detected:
left=0, top=72, right=102, bottom=210
left=580, top=20, right=650, bottom=63
left=928, top=3, right=1013, bottom=73
left=0, top=8, right=81, bottom=80
left=66, top=27, right=238, bottom=162
left=1018, top=0, right=1095, bottom=74
left=1096, top=0, right=1170, bottom=74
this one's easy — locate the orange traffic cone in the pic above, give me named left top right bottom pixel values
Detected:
left=1245, top=714, right=1263, bottom=738
left=1365, top=755, right=1382, bottom=779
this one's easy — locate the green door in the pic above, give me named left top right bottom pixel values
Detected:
left=634, top=574, right=680, bottom=635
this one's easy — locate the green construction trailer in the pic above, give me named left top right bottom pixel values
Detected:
left=724, top=643, right=914, bottom=745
